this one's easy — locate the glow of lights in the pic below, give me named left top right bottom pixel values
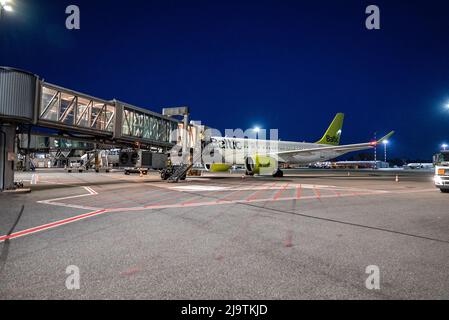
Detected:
left=1, top=0, right=13, bottom=12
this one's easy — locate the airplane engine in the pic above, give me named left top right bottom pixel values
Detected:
left=204, top=163, right=231, bottom=172
left=245, top=155, right=279, bottom=176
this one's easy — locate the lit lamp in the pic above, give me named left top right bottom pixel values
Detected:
left=0, top=0, right=13, bottom=12
left=382, top=140, right=389, bottom=163
left=442, top=144, right=448, bottom=151
left=253, top=127, right=261, bottom=140
left=0, top=0, right=13, bottom=20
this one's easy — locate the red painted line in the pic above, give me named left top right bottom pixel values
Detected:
left=207, top=187, right=232, bottom=197
left=108, top=186, right=222, bottom=209
left=313, top=186, right=321, bottom=199
left=143, top=194, right=189, bottom=208
left=273, top=183, right=290, bottom=201
left=106, top=190, right=178, bottom=209
left=296, top=185, right=302, bottom=199
left=109, top=189, right=169, bottom=207
left=145, top=186, right=229, bottom=206
left=180, top=195, right=206, bottom=206
left=1, top=189, right=399, bottom=243
left=246, top=182, right=274, bottom=201
left=216, top=182, right=262, bottom=203
left=182, top=187, right=233, bottom=205
left=284, top=230, right=293, bottom=248
left=0, top=209, right=107, bottom=243
left=216, top=190, right=242, bottom=203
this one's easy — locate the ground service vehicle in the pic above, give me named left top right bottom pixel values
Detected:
left=433, top=150, right=449, bottom=193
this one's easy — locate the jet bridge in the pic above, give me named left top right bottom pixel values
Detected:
left=0, top=66, right=180, bottom=190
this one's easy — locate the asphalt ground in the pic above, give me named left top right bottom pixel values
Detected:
left=0, top=168, right=448, bottom=300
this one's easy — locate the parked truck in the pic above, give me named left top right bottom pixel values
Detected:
left=433, top=150, right=449, bottom=193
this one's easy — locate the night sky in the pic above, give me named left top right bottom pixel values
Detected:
left=2, top=0, right=449, bottom=159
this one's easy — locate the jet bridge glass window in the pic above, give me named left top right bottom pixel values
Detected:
left=76, top=97, right=91, bottom=127
left=60, top=93, right=76, bottom=125
left=122, top=107, right=173, bottom=143
left=40, top=86, right=59, bottom=122
left=40, top=84, right=115, bottom=133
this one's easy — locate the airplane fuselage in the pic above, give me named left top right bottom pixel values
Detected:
left=210, top=137, right=341, bottom=165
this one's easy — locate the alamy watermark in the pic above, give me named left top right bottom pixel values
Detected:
left=66, top=265, right=80, bottom=290
left=365, top=265, right=380, bottom=290
left=168, top=127, right=281, bottom=176
left=366, top=5, right=381, bottom=30
left=66, top=5, right=80, bottom=30
left=65, top=5, right=380, bottom=31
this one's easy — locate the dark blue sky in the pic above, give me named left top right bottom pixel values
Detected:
left=2, top=0, right=449, bottom=159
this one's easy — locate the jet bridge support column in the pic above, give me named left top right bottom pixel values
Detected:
left=0, top=67, right=39, bottom=191
left=0, top=124, right=16, bottom=191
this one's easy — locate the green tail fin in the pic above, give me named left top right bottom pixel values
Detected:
left=316, top=113, right=345, bottom=146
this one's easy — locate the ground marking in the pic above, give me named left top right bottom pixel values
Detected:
left=0, top=184, right=437, bottom=243
left=37, top=186, right=100, bottom=210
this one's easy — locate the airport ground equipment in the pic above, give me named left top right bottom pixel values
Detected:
left=119, top=151, right=139, bottom=168
left=160, top=109, right=210, bottom=183
left=82, top=150, right=111, bottom=173
left=65, top=159, right=84, bottom=173
left=161, top=164, right=187, bottom=182
left=166, top=164, right=190, bottom=182
left=164, top=151, right=203, bottom=183
left=0, top=66, right=179, bottom=190
left=120, top=150, right=168, bottom=176
left=433, top=150, right=449, bottom=193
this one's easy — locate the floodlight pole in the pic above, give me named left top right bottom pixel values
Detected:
left=374, top=132, right=377, bottom=168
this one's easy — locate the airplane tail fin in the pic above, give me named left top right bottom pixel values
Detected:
left=316, top=113, right=345, bottom=146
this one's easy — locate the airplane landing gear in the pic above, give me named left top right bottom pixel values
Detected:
left=272, top=169, right=284, bottom=178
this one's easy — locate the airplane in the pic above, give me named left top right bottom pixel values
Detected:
left=204, top=113, right=395, bottom=177
left=405, top=163, right=434, bottom=170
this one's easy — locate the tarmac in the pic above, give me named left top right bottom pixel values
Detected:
left=0, top=168, right=447, bottom=299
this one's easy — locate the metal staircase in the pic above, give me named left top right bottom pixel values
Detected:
left=167, top=152, right=202, bottom=183
left=167, top=163, right=192, bottom=183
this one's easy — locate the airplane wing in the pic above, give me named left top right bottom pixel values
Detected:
left=271, top=131, right=395, bottom=157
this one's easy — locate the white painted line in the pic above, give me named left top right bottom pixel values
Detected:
left=171, top=185, right=229, bottom=192
left=0, top=185, right=437, bottom=244
left=37, top=186, right=101, bottom=211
